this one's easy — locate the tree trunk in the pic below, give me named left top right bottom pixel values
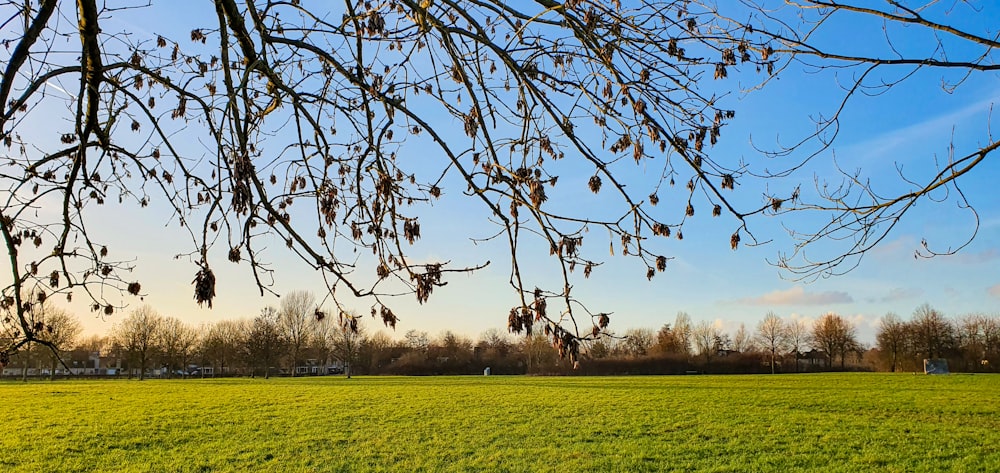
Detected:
left=21, top=341, right=29, bottom=381
left=770, top=349, right=776, bottom=374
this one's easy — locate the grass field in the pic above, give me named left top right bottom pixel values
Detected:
left=1, top=373, right=997, bottom=472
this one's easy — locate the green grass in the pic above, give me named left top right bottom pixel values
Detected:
left=1, top=373, right=997, bottom=472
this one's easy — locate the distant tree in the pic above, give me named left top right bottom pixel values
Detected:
left=622, top=328, right=655, bottom=358
left=812, top=313, right=858, bottom=369
left=246, top=307, right=285, bottom=379
left=910, top=304, right=954, bottom=360
left=521, top=333, right=559, bottom=374
left=109, top=305, right=163, bottom=380
left=361, top=331, right=396, bottom=374
left=329, top=312, right=366, bottom=378
left=713, top=333, right=733, bottom=354
left=278, top=291, right=315, bottom=376
left=35, top=307, right=82, bottom=380
left=434, top=331, right=475, bottom=366
left=6, top=293, right=65, bottom=380
left=159, top=317, right=198, bottom=378
left=756, top=312, right=787, bottom=374
left=200, top=319, right=247, bottom=376
left=585, top=339, right=611, bottom=360
left=731, top=323, right=755, bottom=354
left=784, top=318, right=812, bottom=372
left=76, top=334, right=107, bottom=355
left=404, top=330, right=430, bottom=352
left=692, top=321, right=721, bottom=364
left=478, top=328, right=514, bottom=360
left=672, top=313, right=694, bottom=358
left=651, top=324, right=684, bottom=356
left=307, top=313, right=335, bottom=371
left=983, top=315, right=1000, bottom=370
left=876, top=313, right=907, bottom=372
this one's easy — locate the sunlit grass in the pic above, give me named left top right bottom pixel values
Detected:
left=1, top=373, right=997, bottom=472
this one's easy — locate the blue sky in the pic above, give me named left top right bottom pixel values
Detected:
left=24, top=1, right=999, bottom=344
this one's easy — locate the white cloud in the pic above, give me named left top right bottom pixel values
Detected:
left=738, top=286, right=853, bottom=306
left=867, top=287, right=923, bottom=304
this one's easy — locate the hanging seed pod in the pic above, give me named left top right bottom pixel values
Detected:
left=588, top=175, right=602, bottom=194
left=193, top=266, right=216, bottom=308
left=721, top=174, right=735, bottom=190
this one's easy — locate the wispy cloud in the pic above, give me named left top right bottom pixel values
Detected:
left=870, top=236, right=918, bottom=261
left=842, top=93, right=998, bottom=164
left=989, top=284, right=1000, bottom=299
left=867, top=287, right=923, bottom=304
left=871, top=237, right=998, bottom=266
left=738, top=286, right=853, bottom=306
left=945, top=248, right=1000, bottom=265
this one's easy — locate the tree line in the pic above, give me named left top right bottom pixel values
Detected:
left=7, top=291, right=997, bottom=379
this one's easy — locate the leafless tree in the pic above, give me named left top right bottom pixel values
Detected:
left=109, top=304, right=163, bottom=380
left=622, top=328, right=655, bottom=358
left=651, top=323, right=687, bottom=356
left=159, top=316, right=199, bottom=378
left=3, top=1, right=991, bottom=364
left=199, top=318, right=247, bottom=376
left=520, top=332, right=559, bottom=374
left=35, top=307, right=82, bottom=380
left=581, top=338, right=607, bottom=360
left=783, top=318, right=811, bottom=373
left=76, top=334, right=107, bottom=355
left=329, top=310, right=365, bottom=378
left=278, top=290, right=314, bottom=375
left=403, top=329, right=430, bottom=352
left=0, top=0, right=798, bottom=364
left=811, top=312, right=858, bottom=369
left=671, top=312, right=693, bottom=358
left=692, top=320, right=721, bottom=364
left=1, top=295, right=75, bottom=380
left=246, top=306, right=285, bottom=379
left=756, top=312, right=786, bottom=374
left=876, top=312, right=907, bottom=372
left=731, top=323, right=755, bottom=354
left=478, top=328, right=513, bottom=359
left=361, top=330, right=397, bottom=374
left=909, top=303, right=954, bottom=360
